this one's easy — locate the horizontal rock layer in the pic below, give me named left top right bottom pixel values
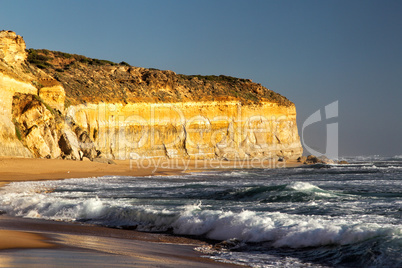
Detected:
left=67, top=101, right=302, bottom=160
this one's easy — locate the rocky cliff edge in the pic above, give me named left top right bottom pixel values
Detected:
left=0, top=30, right=302, bottom=161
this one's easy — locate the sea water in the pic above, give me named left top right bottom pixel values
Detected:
left=0, top=156, right=401, bottom=267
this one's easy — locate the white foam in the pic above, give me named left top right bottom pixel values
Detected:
left=195, top=246, right=331, bottom=268
left=1, top=175, right=401, bottom=251
left=172, top=206, right=402, bottom=248
left=286, top=182, right=322, bottom=192
left=4, top=182, right=399, bottom=249
left=224, top=171, right=251, bottom=177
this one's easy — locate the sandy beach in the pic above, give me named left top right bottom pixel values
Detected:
left=0, top=157, right=300, bottom=267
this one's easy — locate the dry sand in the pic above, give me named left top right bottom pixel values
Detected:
left=0, top=157, right=301, bottom=267
left=0, top=157, right=174, bottom=186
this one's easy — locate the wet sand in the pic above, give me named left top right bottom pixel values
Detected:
left=0, top=215, right=237, bottom=267
left=0, top=230, right=53, bottom=250
left=0, top=157, right=301, bottom=267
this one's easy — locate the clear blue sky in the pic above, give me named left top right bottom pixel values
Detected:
left=1, top=0, right=401, bottom=157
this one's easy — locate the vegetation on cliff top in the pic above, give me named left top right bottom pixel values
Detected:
left=26, top=49, right=292, bottom=106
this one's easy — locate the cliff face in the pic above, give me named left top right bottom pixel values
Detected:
left=0, top=31, right=26, bottom=65
left=67, top=101, right=301, bottom=160
left=0, top=31, right=302, bottom=161
left=0, top=31, right=36, bottom=157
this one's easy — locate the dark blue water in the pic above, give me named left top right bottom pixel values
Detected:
left=1, top=156, right=401, bottom=267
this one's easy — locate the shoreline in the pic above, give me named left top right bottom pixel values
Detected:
left=0, top=157, right=300, bottom=185
left=0, top=215, right=237, bottom=267
left=0, top=157, right=301, bottom=266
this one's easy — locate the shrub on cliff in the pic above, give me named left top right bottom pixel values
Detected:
left=27, top=49, right=53, bottom=69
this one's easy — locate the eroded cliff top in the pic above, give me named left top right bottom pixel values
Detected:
left=0, top=31, right=50, bottom=84
left=26, top=49, right=292, bottom=106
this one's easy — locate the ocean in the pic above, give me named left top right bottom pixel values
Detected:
left=0, top=156, right=401, bottom=267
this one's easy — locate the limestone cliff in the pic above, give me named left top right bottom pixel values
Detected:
left=0, top=30, right=302, bottom=161
left=66, top=101, right=301, bottom=160
left=0, top=31, right=36, bottom=157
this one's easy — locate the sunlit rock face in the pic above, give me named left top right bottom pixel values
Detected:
left=0, top=31, right=36, bottom=157
left=1, top=30, right=302, bottom=160
left=38, top=80, right=66, bottom=112
left=0, top=31, right=27, bottom=65
left=12, top=94, right=62, bottom=159
left=67, top=101, right=302, bottom=160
